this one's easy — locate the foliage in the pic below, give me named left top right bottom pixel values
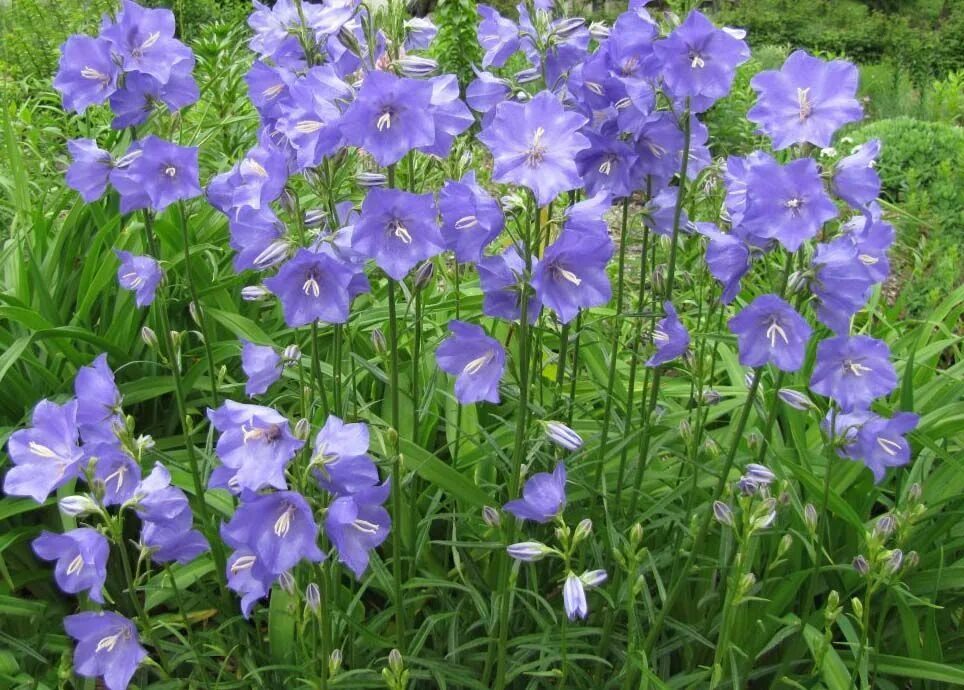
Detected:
left=432, top=0, right=482, bottom=86
left=927, top=70, right=964, bottom=126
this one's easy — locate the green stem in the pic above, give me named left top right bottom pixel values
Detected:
left=310, top=322, right=330, bottom=417
left=386, top=278, right=406, bottom=650
left=318, top=565, right=332, bottom=690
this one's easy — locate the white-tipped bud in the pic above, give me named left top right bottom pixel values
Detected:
left=141, top=326, right=159, bottom=350
left=305, top=582, right=320, bottom=612
left=853, top=555, right=870, bottom=576
left=482, top=505, right=501, bottom=527
left=803, top=503, right=818, bottom=532
left=545, top=421, right=583, bottom=451
left=884, top=549, right=904, bottom=574
left=397, top=55, right=438, bottom=78
left=303, top=209, right=327, bottom=228
left=357, top=172, right=387, bottom=188
left=573, top=518, right=593, bottom=543
left=282, top=345, right=301, bottom=364
left=278, top=570, right=295, bottom=594
left=588, top=21, right=610, bottom=41
left=580, top=569, right=608, bottom=589
left=294, top=418, right=311, bottom=441
left=59, top=495, right=98, bottom=517
left=713, top=501, right=734, bottom=527
left=241, top=285, right=271, bottom=301
left=507, top=541, right=553, bottom=562
left=778, top=388, right=815, bottom=410
left=329, top=649, right=342, bottom=675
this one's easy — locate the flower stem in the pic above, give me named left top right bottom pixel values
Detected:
left=386, top=277, right=406, bottom=650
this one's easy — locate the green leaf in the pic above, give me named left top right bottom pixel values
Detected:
left=399, top=437, right=490, bottom=508
left=802, top=624, right=850, bottom=690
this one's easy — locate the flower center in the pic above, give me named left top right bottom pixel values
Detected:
left=80, top=66, right=109, bottom=85
left=389, top=219, right=412, bottom=244
left=66, top=553, right=85, bottom=576
left=242, top=423, right=281, bottom=444
left=104, top=464, right=128, bottom=491
left=376, top=110, right=393, bottom=131
left=585, top=81, right=604, bottom=96
left=690, top=53, right=706, bottom=69
left=653, top=327, right=669, bottom=344
left=96, top=632, right=123, bottom=654
left=164, top=166, right=177, bottom=177
left=643, top=139, right=667, bottom=158
left=525, top=127, right=547, bottom=167
left=553, top=265, right=582, bottom=286
left=263, top=83, right=284, bottom=99
left=302, top=271, right=321, bottom=298
left=765, top=318, right=789, bottom=347
left=859, top=254, right=878, bottom=265
left=274, top=504, right=296, bottom=538
left=797, top=87, right=813, bottom=120
left=454, top=215, right=479, bottom=230
left=462, top=350, right=494, bottom=376
left=876, top=436, right=902, bottom=456
left=122, top=271, right=144, bottom=288
left=241, top=158, right=268, bottom=177
left=621, top=56, right=639, bottom=75
left=295, top=120, right=323, bottom=134
left=784, top=197, right=803, bottom=212
left=842, top=359, right=872, bottom=377
left=598, top=156, right=615, bottom=176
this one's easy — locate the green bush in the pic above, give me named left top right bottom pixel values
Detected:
left=928, top=70, right=964, bottom=125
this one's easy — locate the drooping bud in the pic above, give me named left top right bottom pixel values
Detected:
left=544, top=421, right=583, bottom=451
left=413, top=261, right=434, bottom=291
left=141, top=326, right=159, bottom=350
left=580, top=569, right=608, bottom=589
left=305, top=583, right=320, bottom=613
left=304, top=209, right=327, bottom=228
left=482, top=505, right=501, bottom=528
left=294, top=418, right=311, bottom=441
left=573, top=518, right=593, bottom=544
left=803, top=503, right=818, bottom=532
left=507, top=541, right=553, bottom=562
left=713, top=501, right=734, bottom=527
left=278, top=570, right=295, bottom=594
left=852, top=555, right=870, bottom=576
left=59, top=495, right=98, bottom=517
left=241, top=285, right=271, bottom=301
left=588, top=21, right=610, bottom=41
left=778, top=388, right=815, bottom=410
left=357, top=171, right=387, bottom=188
left=551, top=17, right=586, bottom=40
left=188, top=301, right=202, bottom=328
left=371, top=328, right=387, bottom=354
left=513, top=67, right=541, bottom=84
left=397, top=55, right=439, bottom=78
left=282, top=345, right=301, bottom=364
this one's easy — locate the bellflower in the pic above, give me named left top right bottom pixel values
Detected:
left=208, top=134, right=289, bottom=215
left=32, top=528, right=109, bottom=603
left=101, top=0, right=193, bottom=84
left=420, top=75, right=473, bottom=158
left=435, top=321, right=507, bottom=404
left=811, top=236, right=874, bottom=334
left=477, top=246, right=541, bottom=322
left=466, top=71, right=511, bottom=116
left=647, top=301, right=690, bottom=367
left=54, top=36, right=118, bottom=113
left=312, top=416, right=380, bottom=496
left=439, top=171, right=504, bottom=263
left=245, top=60, right=297, bottom=122
left=4, top=399, right=83, bottom=503
left=222, top=490, right=325, bottom=576
left=833, top=139, right=882, bottom=212
left=241, top=341, right=283, bottom=396
left=563, top=571, right=588, bottom=620
left=66, top=139, right=113, bottom=202
left=479, top=90, right=590, bottom=207
left=405, top=17, right=437, bottom=51
left=141, top=520, right=210, bottom=564
left=478, top=5, right=520, bottom=68
left=226, top=548, right=274, bottom=617
left=532, top=229, right=613, bottom=324
left=504, top=462, right=567, bottom=523
left=629, top=111, right=685, bottom=184
left=728, top=295, right=812, bottom=372
left=130, top=463, right=209, bottom=563
left=207, top=400, right=304, bottom=493
left=114, top=250, right=162, bottom=308
left=810, top=335, right=897, bottom=412
left=110, top=136, right=202, bottom=213
left=351, top=188, right=444, bottom=280
left=856, top=412, right=919, bottom=483
left=740, top=156, right=838, bottom=252
left=844, top=214, right=894, bottom=284
left=74, top=354, right=123, bottom=446
left=748, top=50, right=862, bottom=150
left=264, top=248, right=356, bottom=327
left=576, top=130, right=640, bottom=198
left=109, top=66, right=199, bottom=129
left=325, top=482, right=392, bottom=579
left=339, top=71, right=435, bottom=166
left=696, top=223, right=751, bottom=304
left=227, top=207, right=286, bottom=272
left=275, top=66, right=348, bottom=170
left=643, top=186, right=689, bottom=238
left=653, top=10, right=750, bottom=112
left=90, top=444, right=141, bottom=506
left=64, top=611, right=147, bottom=690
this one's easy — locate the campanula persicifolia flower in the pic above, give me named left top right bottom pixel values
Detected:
left=576, top=130, right=640, bottom=199
left=207, top=400, right=304, bottom=493
left=696, top=223, right=751, bottom=304
left=90, top=444, right=141, bottom=506
left=241, top=341, right=283, bottom=396
left=740, top=155, right=838, bottom=252
left=207, top=134, right=289, bottom=215
left=66, top=139, right=113, bottom=202
left=420, top=75, right=473, bottom=158
left=263, top=248, right=356, bottom=327
left=728, top=295, right=812, bottom=372
left=64, top=611, right=147, bottom=690
left=325, top=482, right=392, bottom=578
left=141, top=520, right=210, bottom=564
left=439, top=171, right=505, bottom=264
left=32, top=528, right=109, bottom=603
left=479, top=90, right=590, bottom=208
left=130, top=463, right=209, bottom=563
left=810, top=335, right=897, bottom=412
left=843, top=214, right=894, bottom=284
left=435, top=321, right=507, bottom=404
left=109, top=65, right=199, bottom=129
left=643, top=186, right=689, bottom=238
left=226, top=207, right=285, bottom=272
left=810, top=236, right=874, bottom=334
left=833, top=139, right=882, bottom=213
left=339, top=71, right=436, bottom=166
left=466, top=71, right=510, bottom=116
left=101, top=0, right=193, bottom=84
left=629, top=111, right=685, bottom=184
left=351, top=188, right=444, bottom=281
left=275, top=66, right=348, bottom=171
left=109, top=136, right=202, bottom=213
left=405, top=16, right=437, bottom=51
left=114, top=250, right=162, bottom=308
left=856, top=412, right=918, bottom=483
left=532, top=229, right=613, bottom=325
left=226, top=547, right=274, bottom=618
left=504, top=463, right=567, bottom=523
left=75, top=354, right=123, bottom=446
left=647, top=301, right=690, bottom=367
left=653, top=10, right=749, bottom=113
left=312, top=416, right=381, bottom=496
left=478, top=4, right=520, bottom=68
left=563, top=572, right=588, bottom=620
left=54, top=36, right=118, bottom=113
left=478, top=247, right=541, bottom=323
left=4, top=399, right=83, bottom=503
left=221, top=490, right=324, bottom=576
left=748, top=50, right=863, bottom=150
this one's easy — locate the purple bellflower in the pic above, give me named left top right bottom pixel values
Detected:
left=32, top=528, right=109, bottom=603
left=405, top=17, right=438, bottom=51
left=325, top=482, right=392, bottom=578
left=504, top=462, right=567, bottom=523
left=478, top=5, right=520, bottom=68
left=100, top=0, right=193, bottom=84
left=532, top=229, right=613, bottom=324
left=696, top=223, right=751, bottom=304
left=435, top=321, right=507, bottom=404
left=75, top=354, right=123, bottom=446
left=263, top=248, right=356, bottom=327
left=312, top=416, right=380, bottom=496
left=647, top=301, right=690, bottom=367
left=64, top=611, right=147, bottom=690
left=810, top=335, right=897, bottom=412
left=131, top=463, right=209, bottom=564
left=114, top=250, right=162, bottom=308
left=420, top=75, right=473, bottom=158
left=110, top=136, right=202, bottom=213
left=54, top=36, right=118, bottom=113
left=477, top=246, right=541, bottom=323
left=563, top=571, right=588, bottom=620
left=207, top=135, right=289, bottom=215
left=740, top=155, right=838, bottom=252
left=207, top=400, right=304, bottom=493
left=241, top=341, right=283, bottom=396
left=856, top=412, right=919, bottom=483
left=226, top=547, right=273, bottom=617
left=643, top=186, right=689, bottom=238
left=728, top=295, right=812, bottom=372
left=339, top=71, right=435, bottom=166
left=466, top=71, right=510, bottom=116
left=811, top=236, right=875, bottom=334
left=439, top=171, right=505, bottom=263
left=109, top=66, right=199, bottom=129
left=90, top=444, right=141, bottom=506
left=66, top=139, right=113, bottom=202
left=748, top=50, right=863, bottom=150
left=653, top=10, right=749, bottom=112
left=833, top=139, right=882, bottom=213
left=576, top=130, right=640, bottom=199
left=479, top=90, right=590, bottom=207
left=4, top=399, right=83, bottom=503
left=227, top=207, right=286, bottom=272
left=351, top=188, right=444, bottom=280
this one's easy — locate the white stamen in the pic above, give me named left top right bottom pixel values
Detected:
left=876, top=437, right=902, bottom=457
left=462, top=351, right=494, bottom=376
left=391, top=222, right=412, bottom=244
left=859, top=254, right=879, bottom=265
left=621, top=56, right=639, bottom=75
left=95, top=632, right=122, bottom=654
left=843, top=359, right=872, bottom=377
left=242, top=424, right=265, bottom=444
left=66, top=554, right=85, bottom=576
left=80, top=66, right=107, bottom=82
left=556, top=267, right=582, bottom=286
left=614, top=97, right=632, bottom=110
left=766, top=320, right=789, bottom=348
left=140, top=31, right=161, bottom=51
left=526, top=127, right=547, bottom=167
left=645, top=140, right=667, bottom=158
left=376, top=111, right=392, bottom=131
left=164, top=166, right=177, bottom=177
left=295, top=120, right=323, bottom=134
left=454, top=215, right=479, bottom=230
left=240, top=158, right=268, bottom=177
left=797, top=87, right=812, bottom=120
left=263, top=83, right=284, bottom=99
left=585, top=81, right=604, bottom=96
left=785, top=197, right=803, bottom=210
left=653, top=328, right=669, bottom=343
left=351, top=519, right=380, bottom=534
left=302, top=275, right=321, bottom=297
left=598, top=158, right=613, bottom=175
left=274, top=505, right=296, bottom=538
left=28, top=442, right=59, bottom=459
left=231, top=555, right=257, bottom=574
left=122, top=271, right=144, bottom=288
left=691, top=54, right=706, bottom=69
left=104, top=465, right=128, bottom=491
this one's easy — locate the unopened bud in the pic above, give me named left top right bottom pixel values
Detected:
left=294, top=418, right=311, bottom=440
left=778, top=388, right=814, bottom=410
left=188, top=301, right=201, bottom=328
left=701, top=437, right=721, bottom=459
left=304, top=209, right=327, bottom=228
left=278, top=570, right=295, bottom=595
left=629, top=522, right=644, bottom=546
left=329, top=649, right=342, bottom=675
left=852, top=555, right=870, bottom=576
left=851, top=597, right=863, bottom=620
left=552, top=17, right=586, bottom=40
left=241, top=285, right=271, bottom=301
left=253, top=239, right=290, bottom=269
left=701, top=389, right=721, bottom=405
left=573, top=518, right=593, bottom=543
left=545, top=421, right=583, bottom=451
left=507, top=541, right=552, bottom=562
left=371, top=328, right=387, bottom=354
left=588, top=21, right=610, bottom=41
left=713, top=501, right=734, bottom=527
left=282, top=345, right=301, bottom=364
left=873, top=514, right=896, bottom=539
left=59, top=495, right=98, bottom=517
left=482, top=505, right=500, bottom=527
left=513, top=67, right=541, bottom=84
left=744, top=463, right=776, bottom=485
left=907, top=482, right=922, bottom=503
left=305, top=582, right=320, bottom=613
left=884, top=549, right=903, bottom=574
left=786, top=270, right=810, bottom=295
left=746, top=431, right=763, bottom=452
left=413, top=261, right=434, bottom=291
left=279, top=188, right=297, bottom=216
left=357, top=171, right=387, bottom=188
left=803, top=503, right=818, bottom=532
left=778, top=533, right=793, bottom=558
left=397, top=55, right=438, bottom=77
left=678, top=418, right=692, bottom=444
left=141, top=326, right=159, bottom=350
left=904, top=550, right=919, bottom=569
left=580, top=569, right=607, bottom=589
left=739, top=572, right=756, bottom=595
left=388, top=649, right=404, bottom=675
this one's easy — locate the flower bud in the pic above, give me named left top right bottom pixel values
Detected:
left=304, top=209, right=327, bottom=228
left=701, top=389, right=721, bottom=406
left=746, top=431, right=763, bottom=452
left=388, top=649, right=404, bottom=675
left=905, top=550, right=919, bottom=569
left=678, top=418, right=693, bottom=445
left=852, top=554, right=870, bottom=576
left=397, top=55, right=439, bottom=78
left=573, top=518, right=593, bottom=543
left=588, top=21, right=610, bottom=41
left=241, top=285, right=271, bottom=301
left=188, top=301, right=202, bottom=328
left=59, top=495, right=98, bottom=517
left=851, top=597, right=863, bottom=619
left=253, top=239, right=291, bottom=269
left=278, top=570, right=295, bottom=595
left=744, top=371, right=756, bottom=389
left=737, top=477, right=758, bottom=496
left=778, top=388, right=814, bottom=410
left=744, top=463, right=776, bottom=485
left=134, top=434, right=155, bottom=454
left=357, top=171, right=387, bottom=188
left=713, top=500, right=734, bottom=527
left=803, top=503, right=818, bottom=532
left=884, top=549, right=904, bottom=574
left=482, top=505, right=501, bottom=527
left=701, top=437, right=721, bottom=459
left=305, top=583, right=320, bottom=613
left=279, top=188, right=297, bottom=216
left=551, top=17, right=586, bottom=40
left=282, top=345, right=301, bottom=364
left=629, top=522, right=644, bottom=546
left=302, top=168, right=322, bottom=188
left=544, top=421, right=583, bottom=451
left=294, top=418, right=311, bottom=441
left=371, top=328, right=387, bottom=354
left=580, top=569, right=608, bottom=589
left=786, top=270, right=811, bottom=295
left=777, top=533, right=793, bottom=558
left=873, top=514, right=896, bottom=539
left=907, top=482, right=922, bottom=503
left=329, top=649, right=342, bottom=676
left=413, top=261, right=434, bottom=291
left=141, top=326, right=159, bottom=350
left=513, top=67, right=541, bottom=84
left=739, top=572, right=756, bottom=596
left=507, top=541, right=552, bottom=562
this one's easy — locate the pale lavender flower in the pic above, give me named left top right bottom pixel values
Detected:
left=32, top=528, right=109, bottom=603
left=114, top=250, right=162, bottom=308
left=504, top=463, right=566, bottom=523
left=64, top=611, right=147, bottom=690
left=4, top=399, right=83, bottom=503
left=241, top=341, right=283, bottom=396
